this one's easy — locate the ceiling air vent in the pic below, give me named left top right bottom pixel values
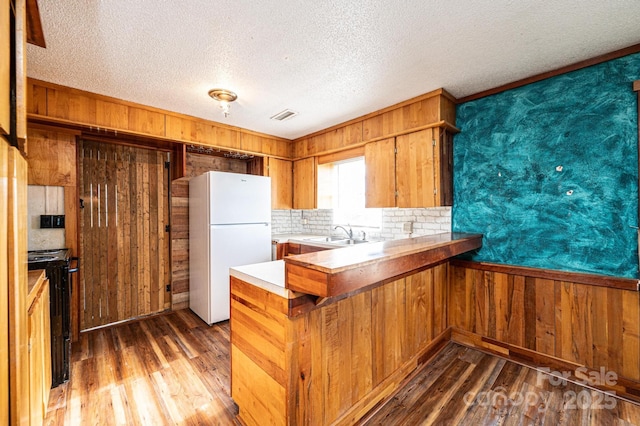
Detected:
left=270, top=109, right=298, bottom=121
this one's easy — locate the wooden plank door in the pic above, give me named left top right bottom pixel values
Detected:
left=396, top=129, right=436, bottom=208
left=79, top=140, right=170, bottom=330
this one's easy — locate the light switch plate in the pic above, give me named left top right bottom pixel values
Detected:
left=402, top=221, right=413, bottom=233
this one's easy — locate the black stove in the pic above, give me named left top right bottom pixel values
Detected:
left=27, top=248, right=75, bottom=387
left=28, top=248, right=71, bottom=265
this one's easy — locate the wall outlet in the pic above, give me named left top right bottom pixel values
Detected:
left=402, top=221, right=413, bottom=233
left=302, top=218, right=308, bottom=225
left=41, top=214, right=65, bottom=228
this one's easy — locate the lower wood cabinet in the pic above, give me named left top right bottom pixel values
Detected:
left=28, top=277, right=51, bottom=426
left=275, top=242, right=330, bottom=259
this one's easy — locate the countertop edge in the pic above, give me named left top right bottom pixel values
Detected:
left=285, top=233, right=483, bottom=298
left=284, top=233, right=482, bottom=274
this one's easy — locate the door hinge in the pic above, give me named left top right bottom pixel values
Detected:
left=394, top=147, right=398, bottom=154
left=166, top=284, right=171, bottom=292
left=395, top=191, right=399, bottom=197
left=434, top=189, right=437, bottom=195
left=165, top=225, right=171, bottom=232
left=432, top=139, right=436, bottom=146
left=164, top=161, right=170, bottom=169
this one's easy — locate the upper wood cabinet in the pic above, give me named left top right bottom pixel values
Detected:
left=293, top=157, right=316, bottom=209
left=365, top=137, right=396, bottom=207
left=0, top=0, right=9, bottom=137
left=365, top=128, right=453, bottom=208
left=267, top=157, right=292, bottom=210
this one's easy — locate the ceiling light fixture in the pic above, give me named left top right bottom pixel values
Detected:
left=208, top=89, right=237, bottom=118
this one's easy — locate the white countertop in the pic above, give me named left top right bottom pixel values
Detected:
left=230, top=260, right=290, bottom=298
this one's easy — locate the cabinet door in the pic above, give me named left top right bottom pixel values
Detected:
left=14, top=0, right=26, bottom=144
left=364, top=137, right=396, bottom=207
left=293, top=157, right=316, bottom=209
left=396, top=129, right=436, bottom=208
left=28, top=279, right=50, bottom=426
left=0, top=0, right=10, bottom=136
left=268, top=158, right=292, bottom=210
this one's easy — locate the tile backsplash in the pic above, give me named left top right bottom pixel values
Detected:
left=28, top=185, right=66, bottom=250
left=272, top=207, right=451, bottom=240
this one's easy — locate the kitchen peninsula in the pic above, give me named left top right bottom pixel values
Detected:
left=229, top=232, right=482, bottom=426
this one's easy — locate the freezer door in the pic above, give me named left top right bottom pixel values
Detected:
left=208, top=223, right=271, bottom=323
left=208, top=171, right=271, bottom=224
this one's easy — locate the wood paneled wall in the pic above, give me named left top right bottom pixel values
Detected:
left=26, top=128, right=77, bottom=186
left=27, top=79, right=292, bottom=159
left=170, top=152, right=249, bottom=309
left=293, top=88, right=457, bottom=159
left=449, top=261, right=640, bottom=398
left=231, top=263, right=449, bottom=426
left=26, top=129, right=78, bottom=257
left=26, top=128, right=81, bottom=340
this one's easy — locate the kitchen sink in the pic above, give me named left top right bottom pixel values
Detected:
left=303, top=236, right=371, bottom=246
left=304, top=236, right=347, bottom=242
left=332, top=239, right=369, bottom=245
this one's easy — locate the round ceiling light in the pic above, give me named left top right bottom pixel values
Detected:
left=208, top=89, right=237, bottom=118
left=208, top=89, right=237, bottom=103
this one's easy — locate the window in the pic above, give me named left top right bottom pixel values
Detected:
left=317, top=157, right=381, bottom=227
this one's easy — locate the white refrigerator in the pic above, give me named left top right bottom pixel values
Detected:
left=189, top=171, right=272, bottom=325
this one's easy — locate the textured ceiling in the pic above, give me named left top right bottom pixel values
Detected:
left=27, top=1, right=640, bottom=140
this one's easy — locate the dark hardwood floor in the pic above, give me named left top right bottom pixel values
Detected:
left=45, top=309, right=640, bottom=425
left=363, top=343, right=640, bottom=425
left=45, top=309, right=238, bottom=425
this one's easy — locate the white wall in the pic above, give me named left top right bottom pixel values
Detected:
left=27, top=185, right=66, bottom=250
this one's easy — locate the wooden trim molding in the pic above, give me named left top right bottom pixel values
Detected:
left=317, top=146, right=364, bottom=164
left=450, top=259, right=639, bottom=291
left=459, top=43, right=640, bottom=104
left=25, top=0, right=45, bottom=47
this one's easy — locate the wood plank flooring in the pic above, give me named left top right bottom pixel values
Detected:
left=44, top=310, right=237, bottom=425
left=363, top=343, right=640, bottom=425
left=44, top=309, right=640, bottom=425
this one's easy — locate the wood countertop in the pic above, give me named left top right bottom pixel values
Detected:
left=284, top=232, right=482, bottom=297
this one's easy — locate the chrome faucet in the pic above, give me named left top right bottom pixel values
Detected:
left=334, top=225, right=353, bottom=239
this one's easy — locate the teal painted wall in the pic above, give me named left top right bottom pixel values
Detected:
left=453, top=53, right=640, bottom=278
